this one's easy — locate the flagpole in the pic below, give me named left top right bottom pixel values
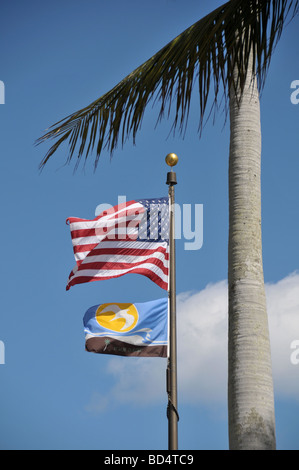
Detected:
left=165, top=153, right=179, bottom=451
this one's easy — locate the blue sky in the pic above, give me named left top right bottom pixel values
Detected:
left=0, top=0, right=298, bottom=450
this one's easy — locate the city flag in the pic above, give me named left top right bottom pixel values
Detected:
left=83, top=298, right=168, bottom=357
left=66, top=198, right=169, bottom=291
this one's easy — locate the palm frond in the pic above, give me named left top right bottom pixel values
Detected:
left=36, top=0, right=299, bottom=170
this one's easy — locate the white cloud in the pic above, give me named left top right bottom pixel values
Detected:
left=106, top=355, right=166, bottom=405
left=86, top=272, right=299, bottom=412
left=84, top=392, right=110, bottom=414
left=176, top=281, right=228, bottom=403
left=266, top=272, right=299, bottom=400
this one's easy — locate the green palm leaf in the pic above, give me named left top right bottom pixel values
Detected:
left=36, top=0, right=298, bottom=170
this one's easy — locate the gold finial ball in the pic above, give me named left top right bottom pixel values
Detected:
left=165, top=153, right=179, bottom=167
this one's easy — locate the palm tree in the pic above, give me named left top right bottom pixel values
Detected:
left=228, top=48, right=276, bottom=450
left=37, top=0, right=298, bottom=449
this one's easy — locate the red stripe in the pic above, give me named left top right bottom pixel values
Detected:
left=129, top=268, right=168, bottom=290
left=71, top=228, right=97, bottom=239
left=109, top=206, right=145, bottom=220
left=67, top=201, right=140, bottom=226
left=73, top=234, right=140, bottom=250
left=74, top=243, right=98, bottom=254
left=77, top=256, right=169, bottom=275
left=66, top=268, right=168, bottom=291
left=87, top=245, right=169, bottom=258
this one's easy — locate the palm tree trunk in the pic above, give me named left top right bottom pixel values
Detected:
left=228, top=53, right=276, bottom=450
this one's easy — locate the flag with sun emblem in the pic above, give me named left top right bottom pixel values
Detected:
left=83, top=298, right=168, bottom=357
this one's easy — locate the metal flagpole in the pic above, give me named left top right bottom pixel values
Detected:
left=165, top=153, right=179, bottom=451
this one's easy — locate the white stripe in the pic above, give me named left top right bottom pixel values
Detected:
left=69, top=220, right=100, bottom=231
left=75, top=241, right=168, bottom=263
left=85, top=332, right=167, bottom=345
left=71, top=227, right=141, bottom=246
left=75, top=251, right=90, bottom=262
left=72, top=236, right=101, bottom=246
left=81, top=251, right=169, bottom=267
left=84, top=333, right=167, bottom=347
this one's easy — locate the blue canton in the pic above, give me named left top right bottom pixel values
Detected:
left=136, top=197, right=169, bottom=242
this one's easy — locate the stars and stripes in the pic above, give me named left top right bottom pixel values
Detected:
left=66, top=198, right=169, bottom=291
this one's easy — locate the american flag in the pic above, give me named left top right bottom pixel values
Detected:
left=66, top=198, right=169, bottom=291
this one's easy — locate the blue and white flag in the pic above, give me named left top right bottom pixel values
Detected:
left=83, top=298, right=168, bottom=357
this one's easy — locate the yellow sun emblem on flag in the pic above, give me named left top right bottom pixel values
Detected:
left=96, top=303, right=139, bottom=333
